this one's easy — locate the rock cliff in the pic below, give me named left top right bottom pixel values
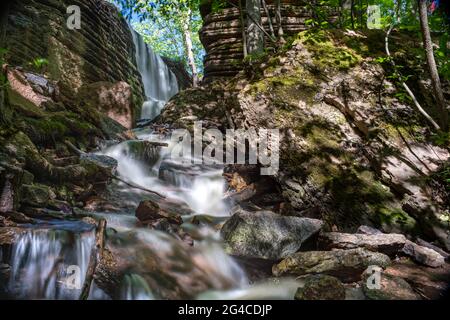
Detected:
left=0, top=0, right=145, bottom=122
left=200, top=0, right=339, bottom=82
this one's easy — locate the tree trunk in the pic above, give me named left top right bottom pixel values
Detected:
left=418, top=0, right=448, bottom=130
left=275, top=0, right=285, bottom=43
left=350, top=0, right=355, bottom=29
left=261, top=0, right=275, bottom=39
left=181, top=9, right=199, bottom=87
left=246, top=0, right=264, bottom=54
left=239, top=0, right=248, bottom=58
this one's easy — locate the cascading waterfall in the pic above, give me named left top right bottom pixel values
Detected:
left=4, top=24, right=256, bottom=301
left=7, top=226, right=95, bottom=300
left=129, top=25, right=179, bottom=120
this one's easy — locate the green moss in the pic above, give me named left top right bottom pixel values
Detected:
left=295, top=30, right=361, bottom=72
left=376, top=207, right=418, bottom=234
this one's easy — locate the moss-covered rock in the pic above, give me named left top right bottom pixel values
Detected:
left=295, top=274, right=346, bottom=300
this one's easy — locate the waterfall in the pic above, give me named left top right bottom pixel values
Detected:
left=6, top=224, right=96, bottom=300
left=129, top=25, right=179, bottom=120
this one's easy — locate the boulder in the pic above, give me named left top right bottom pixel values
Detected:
left=357, top=225, right=383, bottom=235
left=384, top=259, right=450, bottom=300
left=272, top=248, right=391, bottom=282
left=19, top=184, right=54, bottom=208
left=221, top=209, right=323, bottom=260
left=136, top=200, right=183, bottom=225
left=78, top=81, right=136, bottom=129
left=80, top=153, right=118, bottom=173
left=319, top=232, right=407, bottom=257
left=362, top=267, right=421, bottom=300
left=401, top=240, right=445, bottom=268
left=294, top=274, right=346, bottom=300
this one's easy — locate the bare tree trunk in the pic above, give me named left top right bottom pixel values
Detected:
left=418, top=0, right=448, bottom=130
left=239, top=0, right=248, bottom=58
left=181, top=9, right=199, bottom=87
left=246, top=0, right=264, bottom=54
left=386, top=8, right=441, bottom=131
left=350, top=0, right=355, bottom=28
left=261, top=0, right=275, bottom=39
left=275, top=0, right=285, bottom=43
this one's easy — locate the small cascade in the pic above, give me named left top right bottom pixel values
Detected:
left=129, top=25, right=179, bottom=120
left=7, top=224, right=95, bottom=300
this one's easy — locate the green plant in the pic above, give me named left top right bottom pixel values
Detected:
left=29, top=57, right=49, bottom=73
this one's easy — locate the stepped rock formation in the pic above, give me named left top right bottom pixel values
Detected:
left=0, top=0, right=145, bottom=123
left=200, top=0, right=339, bottom=82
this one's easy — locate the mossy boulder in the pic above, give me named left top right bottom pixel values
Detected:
left=295, top=275, right=346, bottom=300
left=221, top=209, right=323, bottom=260
left=19, top=183, right=55, bottom=208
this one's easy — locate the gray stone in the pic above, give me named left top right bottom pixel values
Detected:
left=319, top=232, right=407, bottom=256
left=272, top=248, right=391, bottom=282
left=401, top=240, right=445, bottom=268
left=357, top=225, right=383, bottom=235
left=295, top=275, right=346, bottom=300
left=221, top=209, right=323, bottom=260
left=362, top=267, right=421, bottom=300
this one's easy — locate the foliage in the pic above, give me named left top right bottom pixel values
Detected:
left=111, top=0, right=205, bottom=77
left=29, top=57, right=49, bottom=73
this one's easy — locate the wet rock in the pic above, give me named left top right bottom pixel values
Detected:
left=19, top=184, right=54, bottom=208
left=136, top=200, right=183, bottom=225
left=272, top=248, right=391, bottom=282
left=295, top=275, right=346, bottom=300
left=401, top=240, right=445, bottom=268
left=96, top=230, right=246, bottom=299
left=221, top=209, right=323, bottom=260
left=319, top=232, right=407, bottom=257
left=0, top=227, right=24, bottom=245
left=357, top=225, right=383, bottom=235
left=362, top=267, right=421, bottom=300
left=80, top=153, right=118, bottom=173
left=1, top=211, right=34, bottom=224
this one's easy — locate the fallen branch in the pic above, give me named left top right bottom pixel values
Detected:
left=113, top=175, right=166, bottom=199
left=79, top=219, right=106, bottom=300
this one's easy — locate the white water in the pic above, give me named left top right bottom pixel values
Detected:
left=2, top=25, right=297, bottom=300
left=8, top=227, right=95, bottom=300
left=129, top=25, right=179, bottom=120
left=101, top=133, right=229, bottom=217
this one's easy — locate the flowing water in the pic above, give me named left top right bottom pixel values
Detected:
left=0, top=27, right=295, bottom=300
left=129, top=25, right=179, bottom=120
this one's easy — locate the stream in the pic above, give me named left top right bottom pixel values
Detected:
left=0, top=25, right=300, bottom=300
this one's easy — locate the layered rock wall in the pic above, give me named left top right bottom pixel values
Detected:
left=0, top=0, right=145, bottom=118
left=200, top=0, right=339, bottom=82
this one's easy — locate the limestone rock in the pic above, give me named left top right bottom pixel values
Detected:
left=401, top=240, right=446, bottom=268
left=221, top=209, right=323, bottom=260
left=19, top=184, right=54, bottom=208
left=272, top=248, right=391, bottom=282
left=295, top=274, right=346, bottom=300
left=136, top=200, right=183, bottom=225
left=78, top=81, right=136, bottom=129
left=319, top=232, right=407, bottom=257
left=3, top=0, right=145, bottom=107
left=362, top=267, right=421, bottom=300
left=357, top=225, right=383, bottom=235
